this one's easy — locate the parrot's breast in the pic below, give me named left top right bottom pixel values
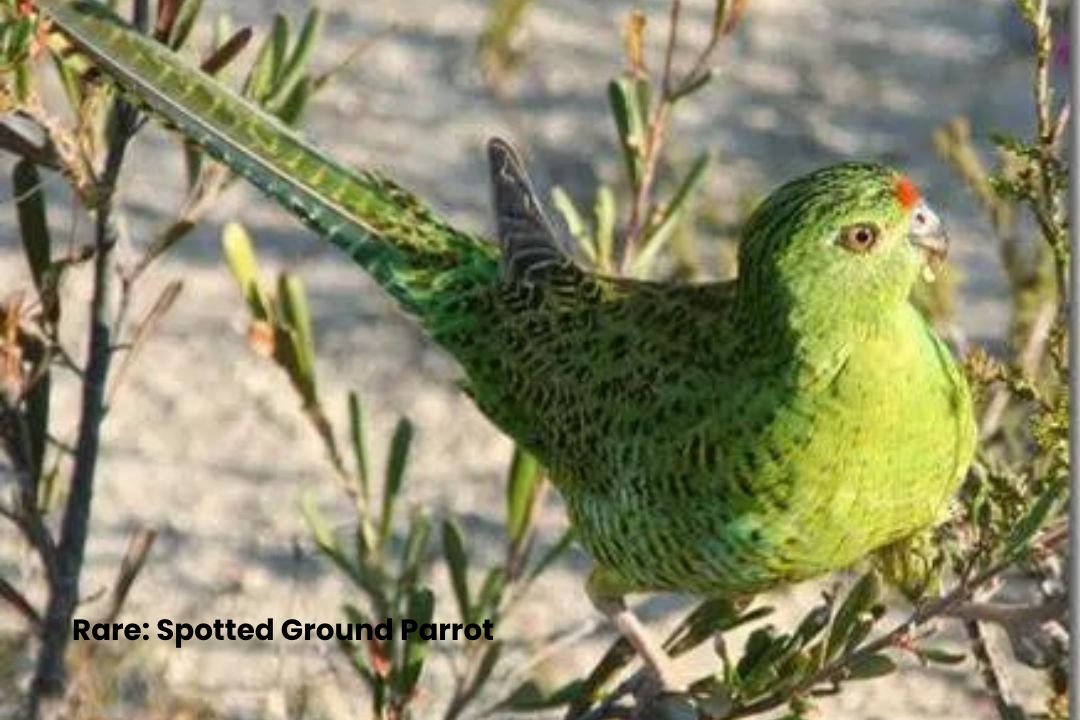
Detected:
left=554, top=304, right=975, bottom=595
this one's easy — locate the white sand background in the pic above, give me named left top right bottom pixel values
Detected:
left=0, top=0, right=1059, bottom=717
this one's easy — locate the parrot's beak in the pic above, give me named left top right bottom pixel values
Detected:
left=908, top=201, right=948, bottom=280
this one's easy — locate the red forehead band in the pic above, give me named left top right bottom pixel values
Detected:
left=894, top=175, right=921, bottom=209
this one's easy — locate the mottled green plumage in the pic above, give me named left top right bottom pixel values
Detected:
left=36, top=0, right=976, bottom=598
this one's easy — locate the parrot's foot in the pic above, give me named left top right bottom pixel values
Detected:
left=586, top=569, right=682, bottom=693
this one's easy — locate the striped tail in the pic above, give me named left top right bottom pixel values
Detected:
left=34, top=0, right=499, bottom=320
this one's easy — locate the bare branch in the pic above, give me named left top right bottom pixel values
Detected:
left=101, top=528, right=157, bottom=625
left=0, top=575, right=42, bottom=631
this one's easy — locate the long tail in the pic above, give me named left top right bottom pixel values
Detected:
left=34, top=0, right=499, bottom=321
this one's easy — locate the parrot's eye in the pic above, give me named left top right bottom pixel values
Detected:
left=838, top=223, right=880, bottom=253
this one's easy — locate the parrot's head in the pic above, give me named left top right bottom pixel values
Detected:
left=736, top=162, right=947, bottom=333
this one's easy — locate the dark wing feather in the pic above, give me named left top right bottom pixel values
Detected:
left=487, top=137, right=567, bottom=286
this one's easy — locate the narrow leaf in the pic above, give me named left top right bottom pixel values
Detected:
left=398, top=587, right=435, bottom=694
left=200, top=27, right=253, bottom=76
left=497, top=678, right=585, bottom=711
left=917, top=647, right=967, bottom=666
left=378, top=418, right=413, bottom=543
left=275, top=76, right=313, bottom=127
left=845, top=653, right=897, bottom=681
left=506, top=447, right=541, bottom=544
left=526, top=527, right=575, bottom=582
left=269, top=8, right=323, bottom=108
left=1005, top=481, right=1066, bottom=558
left=348, top=390, right=370, bottom=498
left=277, top=273, right=317, bottom=402
left=442, top=520, right=471, bottom=623
left=221, top=222, right=271, bottom=320
left=550, top=186, right=593, bottom=261
left=665, top=598, right=771, bottom=658
left=826, top=572, right=881, bottom=659
left=593, top=185, right=616, bottom=271
left=13, top=161, right=51, bottom=298
left=631, top=152, right=709, bottom=276
left=167, top=0, right=202, bottom=49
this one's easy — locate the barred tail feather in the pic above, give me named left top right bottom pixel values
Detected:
left=36, top=0, right=499, bottom=319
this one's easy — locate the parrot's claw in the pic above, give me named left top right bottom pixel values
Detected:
left=586, top=570, right=684, bottom=693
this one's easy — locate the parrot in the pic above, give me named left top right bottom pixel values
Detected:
left=30, top=0, right=977, bottom=689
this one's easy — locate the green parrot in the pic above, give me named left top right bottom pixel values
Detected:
left=32, top=0, right=977, bottom=688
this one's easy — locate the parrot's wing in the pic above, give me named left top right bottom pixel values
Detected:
left=487, top=138, right=568, bottom=287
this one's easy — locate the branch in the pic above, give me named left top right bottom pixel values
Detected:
left=964, top=619, right=1023, bottom=720
left=943, top=597, right=1067, bottom=627
left=0, top=575, right=42, bottom=631
left=101, top=528, right=157, bottom=625
left=728, top=525, right=1066, bottom=719
left=29, top=6, right=147, bottom=700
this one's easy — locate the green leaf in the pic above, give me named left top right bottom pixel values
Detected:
left=826, top=572, right=881, bottom=659
left=917, top=647, right=966, bottom=666
left=24, top=364, right=50, bottom=484
left=378, top=418, right=413, bottom=544
left=842, top=616, right=876, bottom=656
left=244, top=14, right=285, bottom=101
left=277, top=273, right=316, bottom=402
left=182, top=139, right=203, bottom=192
left=347, top=391, right=370, bottom=498
left=268, top=14, right=290, bottom=84
left=268, top=8, right=322, bottom=109
left=475, top=567, right=506, bottom=617
left=275, top=75, right=313, bottom=127
left=1005, top=481, right=1066, bottom=558
left=551, top=187, right=593, bottom=261
left=167, top=0, right=203, bottom=50
left=302, top=493, right=337, bottom=557
left=398, top=587, right=435, bottom=694
left=664, top=598, right=770, bottom=658
left=607, top=77, right=649, bottom=189
left=736, top=625, right=798, bottom=694
left=50, top=52, right=85, bottom=112
left=398, top=513, right=431, bottom=591
left=497, top=678, right=585, bottom=711
left=303, top=494, right=383, bottom=601
left=671, top=68, right=714, bottom=102
left=793, top=604, right=832, bottom=647
left=342, top=602, right=367, bottom=627
left=711, top=0, right=731, bottom=35
left=652, top=695, right=698, bottom=720
left=526, top=527, right=574, bottom=582
left=631, top=151, right=709, bottom=275
left=13, top=160, right=52, bottom=304
left=473, top=640, right=502, bottom=690
left=221, top=222, right=271, bottom=320
left=845, top=653, right=897, bottom=681
left=593, top=185, right=616, bottom=271
left=506, top=447, right=541, bottom=545
left=736, top=625, right=776, bottom=676
left=567, top=636, right=635, bottom=717
left=441, top=520, right=471, bottom=623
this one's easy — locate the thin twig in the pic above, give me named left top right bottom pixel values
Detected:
left=101, top=528, right=157, bottom=625
left=964, top=619, right=1022, bottom=719
left=0, top=575, right=42, bottom=631
left=619, top=0, right=731, bottom=270
left=980, top=299, right=1056, bottom=439
left=944, top=596, right=1067, bottom=628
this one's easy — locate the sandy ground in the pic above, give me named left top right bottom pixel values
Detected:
left=0, top=0, right=1060, bottom=717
